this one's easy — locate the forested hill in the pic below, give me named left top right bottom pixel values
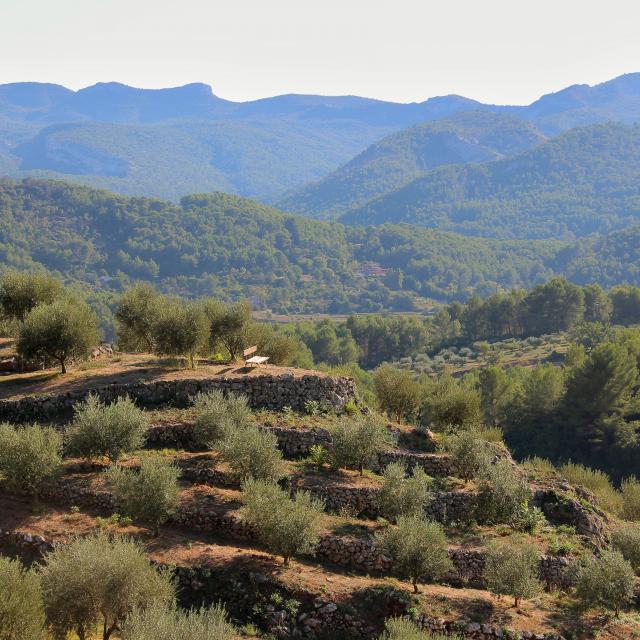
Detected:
left=340, top=122, right=640, bottom=239
left=277, top=112, right=547, bottom=218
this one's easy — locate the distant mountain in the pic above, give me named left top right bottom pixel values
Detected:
left=2, top=74, right=640, bottom=201
left=278, top=112, right=547, bottom=217
left=340, top=122, right=640, bottom=240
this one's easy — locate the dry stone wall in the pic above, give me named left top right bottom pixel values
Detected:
left=0, top=373, right=357, bottom=423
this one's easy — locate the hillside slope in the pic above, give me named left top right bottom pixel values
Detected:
left=340, top=122, right=640, bottom=239
left=278, top=112, right=547, bottom=217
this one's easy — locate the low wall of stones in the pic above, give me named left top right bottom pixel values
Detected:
left=0, top=373, right=358, bottom=423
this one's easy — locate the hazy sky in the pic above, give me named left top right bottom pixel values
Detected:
left=2, top=0, right=639, bottom=105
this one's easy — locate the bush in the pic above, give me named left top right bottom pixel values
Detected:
left=0, top=268, right=62, bottom=322
left=445, top=429, right=492, bottom=482
left=378, top=462, right=433, bottom=521
left=559, top=463, right=623, bottom=515
left=68, top=394, right=148, bottom=464
left=40, top=534, right=174, bottom=640
left=376, top=515, right=452, bottom=593
left=510, top=504, right=547, bottom=534
left=107, top=456, right=180, bottom=536
left=220, top=425, right=284, bottom=482
left=574, top=549, right=636, bottom=616
left=379, top=617, right=463, bottom=640
left=116, top=283, right=167, bottom=352
left=477, top=459, right=531, bottom=525
left=241, top=478, right=324, bottom=565
left=484, top=539, right=540, bottom=607
left=306, top=444, right=330, bottom=469
left=420, top=376, right=482, bottom=430
left=374, top=365, right=423, bottom=423
left=0, top=556, right=45, bottom=640
left=621, top=475, right=640, bottom=520
left=122, top=601, right=237, bottom=640
left=612, top=523, right=640, bottom=574
left=191, top=390, right=251, bottom=448
left=0, top=423, right=62, bottom=495
left=152, top=300, right=209, bottom=368
left=330, top=413, right=393, bottom=475
left=17, top=299, right=101, bottom=373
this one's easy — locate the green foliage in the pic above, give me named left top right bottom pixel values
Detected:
left=612, top=523, right=640, bottom=574
left=379, top=617, right=464, bottom=640
left=306, top=444, right=330, bottom=469
left=378, top=462, right=433, bottom=521
left=107, top=456, right=180, bottom=535
left=484, top=539, right=541, bottom=607
left=445, top=428, right=493, bottom=482
left=241, top=478, right=324, bottom=564
left=39, top=533, right=175, bottom=640
left=558, top=463, right=623, bottom=515
left=0, top=423, right=62, bottom=494
left=374, top=365, right=423, bottom=423
left=0, top=556, right=45, bottom=640
left=220, top=425, right=284, bottom=482
left=420, top=376, right=482, bottom=431
left=191, top=390, right=251, bottom=448
left=621, top=476, right=640, bottom=521
left=477, top=459, right=531, bottom=525
left=116, top=283, right=167, bottom=351
left=68, top=394, right=149, bottom=463
left=574, top=549, right=636, bottom=616
left=152, top=299, right=209, bottom=367
left=376, top=515, right=453, bottom=593
left=122, top=601, right=238, bottom=640
left=509, top=504, right=547, bottom=534
left=0, top=268, right=62, bottom=323
left=330, top=413, right=394, bottom=474
left=17, top=299, right=101, bottom=373
left=206, top=301, right=252, bottom=360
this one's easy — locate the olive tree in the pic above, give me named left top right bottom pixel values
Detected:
left=478, top=459, right=531, bottom=525
left=378, top=462, right=433, bottom=521
left=152, top=300, right=209, bottom=368
left=622, top=475, right=640, bottom=521
left=446, top=428, right=493, bottom=482
left=107, top=456, right=180, bottom=536
left=374, top=364, right=423, bottom=423
left=379, top=618, right=463, bottom=640
left=220, top=425, right=284, bottom=482
left=0, top=556, right=45, bottom=640
left=0, top=269, right=62, bottom=322
left=376, top=515, right=453, bottom=593
left=16, top=299, right=101, bottom=373
left=122, top=601, right=238, bottom=640
left=0, top=423, right=62, bottom=495
left=241, top=478, right=324, bottom=565
left=612, top=523, right=640, bottom=574
left=191, top=390, right=251, bottom=448
left=68, top=394, right=148, bottom=464
left=204, top=300, right=252, bottom=360
left=330, top=412, right=394, bottom=475
left=39, top=534, right=174, bottom=640
left=115, top=283, right=167, bottom=352
left=484, top=539, right=540, bottom=608
left=574, top=549, right=636, bottom=616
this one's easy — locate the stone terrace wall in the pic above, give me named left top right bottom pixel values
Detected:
left=0, top=373, right=357, bottom=423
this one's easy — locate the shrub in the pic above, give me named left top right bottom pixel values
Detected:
left=574, top=549, right=635, bottom=616
left=330, top=412, right=393, bottom=475
left=40, top=534, right=174, bottom=640
left=379, top=617, right=464, bottom=640
left=68, top=394, right=148, bottom=464
left=17, top=299, right=101, bottom=373
left=484, top=539, right=540, bottom=607
left=510, top=504, right=547, bottom=534
left=374, top=365, right=423, bottom=423
left=306, top=444, right=330, bottom=469
left=621, top=475, right=640, bottom=520
left=152, top=300, right=209, bottom=368
left=0, top=556, right=45, bottom=640
left=612, top=523, right=640, bottom=574
left=559, top=463, right=623, bottom=515
left=0, top=423, right=62, bottom=495
left=477, top=459, right=531, bottom=525
left=445, top=429, right=492, bottom=482
left=122, top=601, right=238, bottom=640
left=378, top=462, right=433, bottom=521
left=241, top=478, right=324, bottom=565
left=116, top=283, right=167, bottom=352
left=420, top=376, right=482, bottom=430
left=107, top=456, right=180, bottom=536
left=191, top=390, right=251, bottom=448
left=220, top=425, right=284, bottom=482
left=0, top=268, right=62, bottom=322
left=376, top=515, right=453, bottom=593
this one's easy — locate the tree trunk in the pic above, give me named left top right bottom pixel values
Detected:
left=515, top=597, right=520, bottom=608
left=412, top=578, right=419, bottom=594
left=60, top=358, right=67, bottom=374
left=283, top=555, right=290, bottom=566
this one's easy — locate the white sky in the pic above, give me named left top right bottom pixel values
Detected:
left=1, top=0, right=639, bottom=105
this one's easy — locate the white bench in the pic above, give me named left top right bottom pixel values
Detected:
left=243, top=345, right=269, bottom=367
